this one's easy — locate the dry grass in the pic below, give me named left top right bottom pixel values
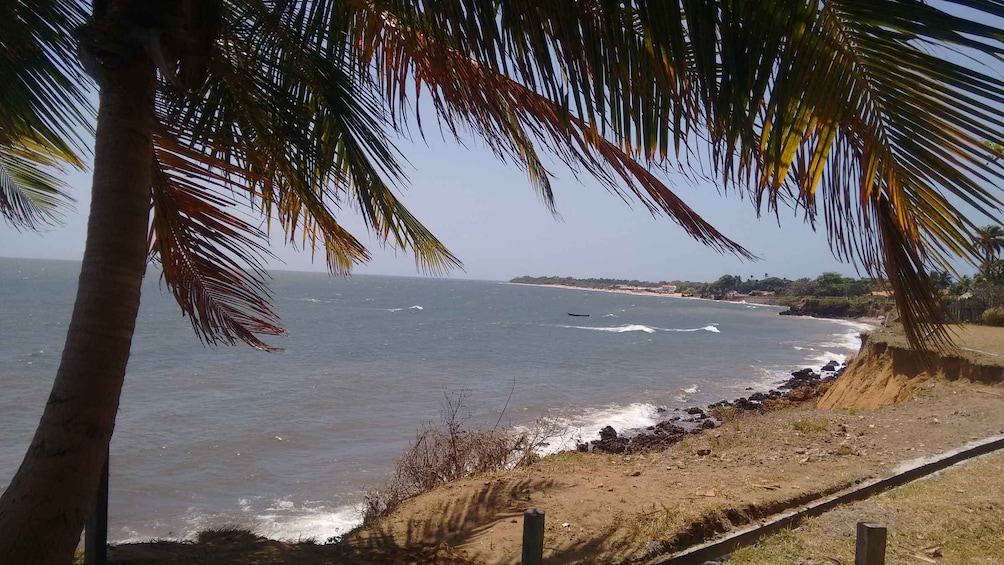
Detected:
left=790, top=417, right=829, bottom=433
left=728, top=453, right=1004, bottom=564
left=363, top=391, right=564, bottom=522
left=875, top=324, right=1004, bottom=365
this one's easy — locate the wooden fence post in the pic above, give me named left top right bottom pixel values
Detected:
left=522, top=508, right=545, bottom=565
left=84, top=449, right=109, bottom=565
left=855, top=522, right=886, bottom=565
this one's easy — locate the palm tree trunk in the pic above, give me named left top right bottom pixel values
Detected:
left=0, top=55, right=156, bottom=563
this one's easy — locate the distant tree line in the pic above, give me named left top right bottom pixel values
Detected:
left=689, top=272, right=874, bottom=299
left=510, top=276, right=663, bottom=289
left=512, top=231, right=1004, bottom=324
left=511, top=272, right=879, bottom=299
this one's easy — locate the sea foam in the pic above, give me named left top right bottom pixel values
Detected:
left=555, top=323, right=720, bottom=334
left=524, top=403, right=663, bottom=455
left=388, top=305, right=425, bottom=312
left=557, top=324, right=658, bottom=333
left=256, top=501, right=362, bottom=542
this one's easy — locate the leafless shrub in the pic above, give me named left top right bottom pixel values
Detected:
left=363, top=391, right=564, bottom=522
left=510, top=415, right=570, bottom=466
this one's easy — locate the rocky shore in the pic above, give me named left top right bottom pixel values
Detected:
left=581, top=359, right=846, bottom=454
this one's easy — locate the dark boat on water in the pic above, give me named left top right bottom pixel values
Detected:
left=567, top=313, right=590, bottom=317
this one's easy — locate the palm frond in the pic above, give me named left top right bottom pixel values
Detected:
left=0, top=140, right=75, bottom=229
left=0, top=0, right=91, bottom=162
left=145, top=0, right=1003, bottom=351
left=148, top=0, right=461, bottom=348
left=151, top=127, right=284, bottom=351
left=0, top=0, right=90, bottom=228
left=353, top=3, right=755, bottom=258
left=747, top=0, right=1004, bottom=348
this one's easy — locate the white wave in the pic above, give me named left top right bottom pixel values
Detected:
left=602, top=313, right=619, bottom=318
left=793, top=346, right=805, bottom=351
left=819, top=331, right=865, bottom=351
left=557, top=324, right=657, bottom=333
left=388, top=305, right=424, bottom=313
left=683, top=385, right=699, bottom=394
left=256, top=501, right=363, bottom=543
left=806, top=350, right=846, bottom=366
left=554, top=323, right=719, bottom=334
left=523, top=403, right=662, bottom=455
left=111, top=501, right=363, bottom=545
left=291, top=298, right=331, bottom=304
left=655, top=323, right=721, bottom=333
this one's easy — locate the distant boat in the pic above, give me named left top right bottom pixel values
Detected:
left=567, top=312, right=590, bottom=317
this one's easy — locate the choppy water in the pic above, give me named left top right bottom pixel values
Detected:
left=0, top=258, right=868, bottom=543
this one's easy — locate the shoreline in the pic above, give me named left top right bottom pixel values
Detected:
left=581, top=356, right=848, bottom=455
left=507, top=281, right=885, bottom=326
left=101, top=326, right=1004, bottom=564
left=506, top=281, right=721, bottom=302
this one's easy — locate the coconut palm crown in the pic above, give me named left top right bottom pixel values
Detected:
left=1, top=0, right=1003, bottom=562
left=975, top=224, right=1004, bottom=273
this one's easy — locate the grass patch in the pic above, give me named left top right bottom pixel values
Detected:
left=790, top=418, right=829, bottom=433
left=726, top=453, right=1004, bottom=564
left=194, top=525, right=259, bottom=545
left=540, top=450, right=586, bottom=463
left=709, top=405, right=739, bottom=421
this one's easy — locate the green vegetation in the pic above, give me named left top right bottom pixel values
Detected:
left=982, top=307, right=1004, bottom=327
left=515, top=259, right=1004, bottom=324
left=513, top=272, right=877, bottom=299
left=510, top=276, right=663, bottom=289
left=512, top=272, right=895, bottom=319
left=790, top=418, right=829, bottom=433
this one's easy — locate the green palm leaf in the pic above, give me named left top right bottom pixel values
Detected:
left=0, top=141, right=75, bottom=229
left=0, top=0, right=89, bottom=228
left=148, top=0, right=461, bottom=348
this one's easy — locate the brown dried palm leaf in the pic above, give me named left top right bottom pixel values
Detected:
left=352, top=3, right=755, bottom=258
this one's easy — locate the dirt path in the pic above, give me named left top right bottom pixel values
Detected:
left=727, top=451, right=1004, bottom=564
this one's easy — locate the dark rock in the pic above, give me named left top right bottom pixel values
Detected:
left=696, top=448, right=712, bottom=456
left=781, top=369, right=820, bottom=390
left=734, top=397, right=756, bottom=411
left=701, top=419, right=716, bottom=429
left=686, top=407, right=704, bottom=415
left=592, top=426, right=630, bottom=454
left=628, top=422, right=686, bottom=452
left=749, top=392, right=766, bottom=402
